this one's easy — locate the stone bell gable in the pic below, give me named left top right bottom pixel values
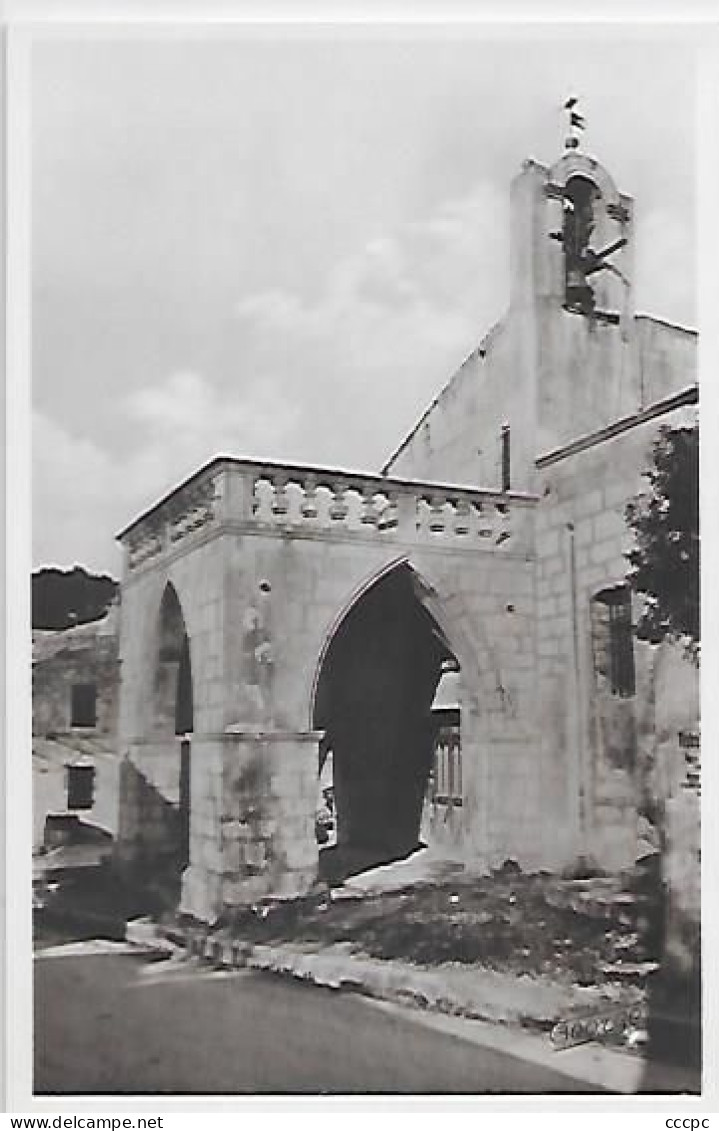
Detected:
left=115, top=137, right=697, bottom=922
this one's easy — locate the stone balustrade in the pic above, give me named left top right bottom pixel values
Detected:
left=121, top=472, right=222, bottom=572
left=118, top=457, right=537, bottom=572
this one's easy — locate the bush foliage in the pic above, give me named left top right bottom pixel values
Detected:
left=32, top=565, right=118, bottom=630
left=625, top=424, right=699, bottom=650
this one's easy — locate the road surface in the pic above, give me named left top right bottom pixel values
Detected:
left=35, top=949, right=607, bottom=1095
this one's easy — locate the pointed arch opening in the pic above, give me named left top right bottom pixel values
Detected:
left=153, top=584, right=194, bottom=738
left=563, top=174, right=600, bottom=315
left=311, top=561, right=464, bottom=882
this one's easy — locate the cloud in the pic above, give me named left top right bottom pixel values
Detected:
left=35, top=184, right=509, bottom=573
left=33, top=412, right=120, bottom=572
left=33, top=370, right=297, bottom=573
left=233, top=181, right=510, bottom=466
left=236, top=182, right=507, bottom=333
left=34, top=177, right=695, bottom=576
left=125, top=369, right=296, bottom=458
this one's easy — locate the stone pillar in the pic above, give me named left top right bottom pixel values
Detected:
left=210, top=730, right=322, bottom=912
left=179, top=735, right=224, bottom=922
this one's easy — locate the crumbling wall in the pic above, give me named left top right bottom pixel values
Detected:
left=32, top=630, right=119, bottom=740
left=32, top=742, right=121, bottom=848
left=32, top=619, right=122, bottom=853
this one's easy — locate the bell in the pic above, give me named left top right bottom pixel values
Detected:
left=565, top=276, right=595, bottom=316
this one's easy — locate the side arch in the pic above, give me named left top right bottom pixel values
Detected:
left=148, top=580, right=195, bottom=738
left=126, top=567, right=200, bottom=740
left=118, top=575, right=196, bottom=891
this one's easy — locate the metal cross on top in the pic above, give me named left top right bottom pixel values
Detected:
left=564, top=96, right=586, bottom=150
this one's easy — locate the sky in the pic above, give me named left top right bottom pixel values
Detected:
left=31, top=28, right=697, bottom=576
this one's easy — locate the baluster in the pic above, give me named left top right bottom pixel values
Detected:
left=300, top=475, right=318, bottom=519
left=377, top=491, right=399, bottom=530
left=251, top=477, right=263, bottom=517
left=329, top=481, right=349, bottom=521
left=197, top=478, right=216, bottom=527
left=429, top=493, right=446, bottom=533
left=271, top=474, right=289, bottom=516
left=476, top=502, right=494, bottom=539
left=453, top=497, right=471, bottom=535
left=361, top=489, right=379, bottom=525
left=495, top=501, right=512, bottom=545
left=184, top=491, right=198, bottom=534
left=158, top=518, right=168, bottom=556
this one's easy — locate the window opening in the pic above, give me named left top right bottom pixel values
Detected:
left=501, top=424, right=511, bottom=492
left=66, top=761, right=96, bottom=810
left=71, top=682, right=97, bottom=728
left=591, top=586, right=635, bottom=697
left=429, top=660, right=462, bottom=805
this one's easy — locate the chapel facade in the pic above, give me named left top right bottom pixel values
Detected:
left=112, top=138, right=698, bottom=923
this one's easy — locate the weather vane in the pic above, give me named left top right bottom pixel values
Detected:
left=563, top=96, right=585, bottom=150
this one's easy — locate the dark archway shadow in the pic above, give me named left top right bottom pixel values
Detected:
left=312, top=563, right=458, bottom=881
left=318, top=841, right=428, bottom=886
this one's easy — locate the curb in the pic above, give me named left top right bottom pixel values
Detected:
left=177, top=927, right=624, bottom=1022
left=163, top=926, right=699, bottom=1095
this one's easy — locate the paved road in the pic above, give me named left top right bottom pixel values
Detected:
left=35, top=950, right=606, bottom=1095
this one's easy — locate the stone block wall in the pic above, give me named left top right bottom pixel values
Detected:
left=408, top=548, right=541, bottom=870
left=533, top=399, right=698, bottom=872
left=482, top=735, right=546, bottom=869
left=178, top=737, right=225, bottom=918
